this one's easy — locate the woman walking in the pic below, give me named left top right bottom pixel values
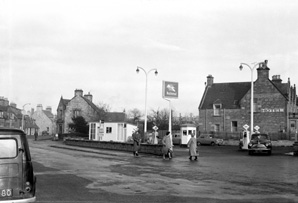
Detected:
left=162, top=131, right=173, bottom=160
left=187, top=133, right=198, bottom=161
left=132, top=128, right=141, bottom=157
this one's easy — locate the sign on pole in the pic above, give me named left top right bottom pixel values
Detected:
left=162, top=81, right=179, bottom=99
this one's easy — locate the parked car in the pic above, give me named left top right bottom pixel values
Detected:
left=0, top=128, right=36, bottom=202
left=197, top=134, right=224, bottom=146
left=248, top=133, right=272, bottom=155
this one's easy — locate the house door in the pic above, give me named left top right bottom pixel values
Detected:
left=117, top=124, right=124, bottom=141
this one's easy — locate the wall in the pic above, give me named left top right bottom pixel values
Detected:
left=64, top=138, right=163, bottom=156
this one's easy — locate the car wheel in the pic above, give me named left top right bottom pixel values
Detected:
left=248, top=150, right=253, bottom=155
left=211, top=142, right=215, bottom=146
left=197, top=142, right=201, bottom=146
left=268, top=150, right=272, bottom=155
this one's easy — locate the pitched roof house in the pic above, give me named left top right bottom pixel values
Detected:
left=198, top=60, right=298, bottom=134
left=56, top=89, right=126, bottom=135
left=31, top=105, right=55, bottom=135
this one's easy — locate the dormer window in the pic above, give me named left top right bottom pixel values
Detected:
left=213, top=104, right=221, bottom=116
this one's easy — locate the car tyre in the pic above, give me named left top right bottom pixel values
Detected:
left=248, top=150, right=253, bottom=155
left=268, top=150, right=272, bottom=155
left=211, top=142, right=215, bottom=146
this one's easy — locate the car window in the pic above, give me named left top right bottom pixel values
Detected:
left=0, top=138, right=18, bottom=158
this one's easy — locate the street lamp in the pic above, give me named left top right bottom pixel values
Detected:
left=136, top=66, right=158, bottom=133
left=239, top=61, right=265, bottom=136
left=22, top=103, right=30, bottom=131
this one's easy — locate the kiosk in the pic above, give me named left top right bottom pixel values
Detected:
left=180, top=124, right=196, bottom=145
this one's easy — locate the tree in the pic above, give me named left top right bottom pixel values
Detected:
left=127, top=108, right=143, bottom=124
left=96, top=101, right=111, bottom=121
left=68, top=116, right=89, bottom=134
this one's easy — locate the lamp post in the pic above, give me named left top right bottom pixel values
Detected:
left=136, top=66, right=158, bottom=133
left=22, top=103, right=30, bottom=131
left=239, top=61, right=265, bottom=136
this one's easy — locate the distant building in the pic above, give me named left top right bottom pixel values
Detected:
left=32, top=104, right=55, bottom=135
left=198, top=60, right=298, bottom=134
left=0, top=97, right=22, bottom=129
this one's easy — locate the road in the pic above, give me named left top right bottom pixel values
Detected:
left=29, top=138, right=298, bottom=203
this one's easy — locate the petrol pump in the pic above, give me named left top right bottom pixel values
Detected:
left=241, top=124, right=250, bottom=150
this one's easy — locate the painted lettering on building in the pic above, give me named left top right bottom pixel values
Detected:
left=261, top=108, right=284, bottom=113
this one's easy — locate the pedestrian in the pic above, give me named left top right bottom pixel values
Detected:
left=162, top=131, right=173, bottom=160
left=132, top=128, right=141, bottom=157
left=34, top=130, right=38, bottom=141
left=187, top=133, right=198, bottom=161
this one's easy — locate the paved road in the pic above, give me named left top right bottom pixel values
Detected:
left=29, top=138, right=298, bottom=203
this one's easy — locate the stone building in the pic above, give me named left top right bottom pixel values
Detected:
left=0, top=97, right=22, bottom=128
left=31, top=104, right=55, bottom=135
left=56, top=89, right=107, bottom=134
left=198, top=60, right=298, bottom=134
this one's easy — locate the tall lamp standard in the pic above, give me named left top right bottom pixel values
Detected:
left=136, top=66, right=158, bottom=133
left=22, top=103, right=30, bottom=131
left=239, top=61, right=265, bottom=136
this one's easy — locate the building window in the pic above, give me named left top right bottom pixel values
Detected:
left=214, top=124, right=220, bottom=132
left=106, top=127, right=112, bottom=134
left=90, top=123, right=96, bottom=140
left=231, top=121, right=238, bottom=132
left=0, top=112, right=3, bottom=118
left=213, top=104, right=221, bottom=116
left=73, top=110, right=81, bottom=118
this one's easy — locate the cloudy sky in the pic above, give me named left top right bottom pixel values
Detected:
left=1, top=0, right=298, bottom=117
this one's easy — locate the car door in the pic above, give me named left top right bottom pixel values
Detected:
left=0, top=136, right=23, bottom=201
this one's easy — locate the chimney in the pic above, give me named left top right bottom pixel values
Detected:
left=46, top=106, right=52, bottom=113
left=207, top=75, right=214, bottom=87
left=0, top=98, right=9, bottom=106
left=257, top=60, right=270, bottom=79
left=10, top=102, right=17, bottom=108
left=272, top=75, right=282, bottom=84
left=37, top=104, right=43, bottom=111
left=75, top=89, right=83, bottom=97
left=84, top=92, right=93, bottom=102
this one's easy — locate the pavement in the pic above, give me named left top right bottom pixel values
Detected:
left=27, top=135, right=296, bottom=157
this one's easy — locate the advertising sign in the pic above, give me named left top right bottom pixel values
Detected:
left=162, top=81, right=179, bottom=99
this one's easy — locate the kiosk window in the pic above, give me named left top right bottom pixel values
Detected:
left=183, top=130, right=187, bottom=136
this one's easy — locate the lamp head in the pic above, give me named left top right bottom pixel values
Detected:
left=136, top=67, right=139, bottom=73
left=154, top=70, right=158, bottom=75
left=239, top=64, right=243, bottom=71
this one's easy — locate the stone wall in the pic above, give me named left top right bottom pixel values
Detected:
left=64, top=138, right=164, bottom=156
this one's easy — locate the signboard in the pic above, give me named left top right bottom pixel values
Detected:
left=162, top=81, right=179, bottom=99
left=243, top=124, right=249, bottom=130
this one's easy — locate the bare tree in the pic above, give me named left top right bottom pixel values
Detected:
left=127, top=108, right=143, bottom=124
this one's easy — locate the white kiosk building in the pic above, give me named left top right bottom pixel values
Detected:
left=89, top=121, right=137, bottom=142
left=181, top=124, right=197, bottom=145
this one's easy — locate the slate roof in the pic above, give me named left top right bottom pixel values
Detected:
left=199, top=82, right=251, bottom=109
left=43, top=110, right=54, bottom=119
left=105, top=112, right=126, bottom=123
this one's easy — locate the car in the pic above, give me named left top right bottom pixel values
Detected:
left=197, top=134, right=224, bottom=146
left=0, top=128, right=36, bottom=202
left=248, top=133, right=272, bottom=155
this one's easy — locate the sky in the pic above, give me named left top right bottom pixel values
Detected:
left=1, top=0, right=298, bottom=117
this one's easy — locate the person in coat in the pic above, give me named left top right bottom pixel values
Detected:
left=187, top=133, right=198, bottom=160
left=132, top=128, right=141, bottom=157
left=162, top=131, right=173, bottom=160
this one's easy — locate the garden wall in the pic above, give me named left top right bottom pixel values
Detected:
left=64, top=138, right=164, bottom=156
